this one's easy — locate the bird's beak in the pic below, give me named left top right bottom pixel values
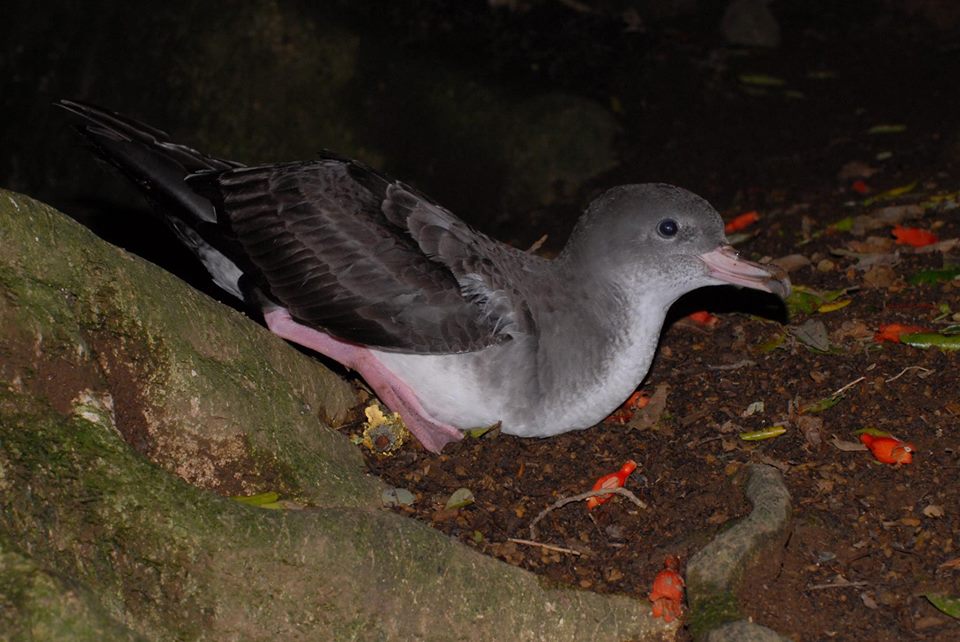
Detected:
left=698, top=245, right=791, bottom=299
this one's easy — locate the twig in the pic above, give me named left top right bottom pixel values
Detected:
left=507, top=538, right=582, bottom=556
left=885, top=366, right=934, bottom=383
left=525, top=233, right=549, bottom=253
left=831, top=376, right=866, bottom=398
left=807, top=575, right=868, bottom=591
left=707, top=359, right=757, bottom=371
left=529, top=487, right=647, bottom=540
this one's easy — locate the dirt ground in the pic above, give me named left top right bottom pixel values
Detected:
left=351, top=4, right=960, bottom=640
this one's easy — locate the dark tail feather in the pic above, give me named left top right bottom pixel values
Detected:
left=56, top=99, right=242, bottom=224
left=57, top=99, right=249, bottom=300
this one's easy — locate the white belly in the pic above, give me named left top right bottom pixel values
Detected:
left=369, top=347, right=508, bottom=429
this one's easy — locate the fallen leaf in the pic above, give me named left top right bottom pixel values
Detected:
left=900, top=332, right=960, bottom=351
left=802, top=395, right=842, bottom=414
left=738, top=73, right=785, bottom=87
left=791, top=319, right=832, bottom=352
left=445, top=487, right=476, bottom=510
left=382, top=487, right=416, bottom=507
left=911, top=237, right=960, bottom=253
left=741, top=401, right=765, bottom=417
left=818, top=299, right=851, bottom=313
left=867, top=123, right=907, bottom=134
left=232, top=491, right=283, bottom=510
left=739, top=425, right=786, bottom=441
left=860, top=592, right=879, bottom=609
left=626, top=383, right=670, bottom=431
left=861, top=264, right=899, bottom=289
left=829, top=435, right=867, bottom=452
left=909, top=267, right=960, bottom=284
left=798, top=415, right=823, bottom=447
left=922, top=504, right=945, bottom=518
left=863, top=181, right=917, bottom=206
left=771, top=253, right=811, bottom=272
left=832, top=320, right=873, bottom=342
left=924, top=594, right=960, bottom=619
left=838, top=160, right=879, bottom=180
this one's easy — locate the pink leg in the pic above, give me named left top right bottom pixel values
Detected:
left=263, top=309, right=463, bottom=453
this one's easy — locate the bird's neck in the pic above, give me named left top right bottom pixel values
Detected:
left=531, top=280, right=672, bottom=429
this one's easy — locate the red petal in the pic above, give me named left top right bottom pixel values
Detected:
left=892, top=225, right=939, bottom=247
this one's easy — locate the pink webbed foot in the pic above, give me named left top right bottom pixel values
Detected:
left=263, top=309, right=463, bottom=453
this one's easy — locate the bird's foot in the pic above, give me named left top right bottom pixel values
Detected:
left=263, top=308, right=463, bottom=453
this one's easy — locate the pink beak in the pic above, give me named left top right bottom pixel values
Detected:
left=699, top=245, right=791, bottom=299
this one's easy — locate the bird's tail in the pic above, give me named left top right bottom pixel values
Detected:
left=57, top=99, right=248, bottom=299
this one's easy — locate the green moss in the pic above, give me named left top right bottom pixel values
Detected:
left=687, top=590, right=742, bottom=640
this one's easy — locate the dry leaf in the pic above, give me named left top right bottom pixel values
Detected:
left=848, top=236, right=897, bottom=253
left=798, top=415, right=824, bottom=447
left=627, top=383, right=670, bottom=432
left=910, top=237, right=960, bottom=254
left=850, top=204, right=922, bottom=235
left=772, top=253, right=812, bottom=272
left=923, top=504, right=945, bottom=518
left=862, top=264, right=899, bottom=289
left=838, top=160, right=879, bottom=180
left=830, top=435, right=868, bottom=452
left=832, top=320, right=874, bottom=342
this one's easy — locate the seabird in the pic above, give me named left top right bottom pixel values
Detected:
left=58, top=99, right=790, bottom=453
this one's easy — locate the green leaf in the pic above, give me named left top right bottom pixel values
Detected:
left=382, top=487, right=416, bottom=507
left=853, top=427, right=891, bottom=437
left=755, top=333, right=786, bottom=353
left=232, top=491, right=279, bottom=505
left=867, top=123, right=907, bottom=134
left=908, top=267, right=960, bottom=285
left=830, top=216, right=854, bottom=232
left=739, top=426, right=786, bottom=441
left=800, top=396, right=841, bottom=414
left=232, top=491, right=282, bottom=509
left=900, top=332, right=960, bottom=350
left=786, top=286, right=849, bottom=318
left=924, top=594, right=960, bottom=619
left=738, top=73, right=786, bottom=87
left=446, top=487, right=475, bottom=510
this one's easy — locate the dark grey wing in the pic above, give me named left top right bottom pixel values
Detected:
left=191, top=157, right=535, bottom=353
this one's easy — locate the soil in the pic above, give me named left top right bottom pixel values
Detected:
left=349, top=4, right=960, bottom=640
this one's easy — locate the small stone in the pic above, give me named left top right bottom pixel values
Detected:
left=816, top=258, right=835, bottom=272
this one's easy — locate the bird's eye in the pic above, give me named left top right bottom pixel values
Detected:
left=657, top=218, right=679, bottom=238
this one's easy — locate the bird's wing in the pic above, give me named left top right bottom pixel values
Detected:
left=188, top=156, right=536, bottom=353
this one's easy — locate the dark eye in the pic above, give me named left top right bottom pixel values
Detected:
left=657, top=218, right=679, bottom=238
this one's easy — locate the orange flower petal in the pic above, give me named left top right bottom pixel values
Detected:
left=724, top=210, right=760, bottom=234
left=874, top=323, right=928, bottom=343
left=892, top=225, right=938, bottom=247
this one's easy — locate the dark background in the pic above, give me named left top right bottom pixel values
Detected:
left=2, top=0, right=959, bottom=260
